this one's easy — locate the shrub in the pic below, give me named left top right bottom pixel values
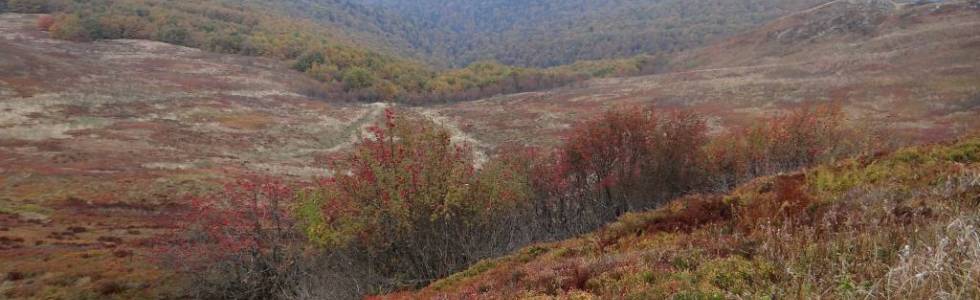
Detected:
left=49, top=14, right=91, bottom=41
left=554, top=107, right=709, bottom=224
left=162, top=104, right=882, bottom=298
left=48, top=12, right=121, bottom=42
left=292, top=51, right=326, bottom=72
left=161, top=178, right=302, bottom=299
left=706, top=103, right=859, bottom=190
left=97, top=14, right=148, bottom=39
left=153, top=23, right=191, bottom=45
left=36, top=14, right=54, bottom=31
left=298, top=109, right=536, bottom=291
left=340, top=66, right=377, bottom=91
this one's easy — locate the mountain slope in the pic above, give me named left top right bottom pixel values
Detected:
left=0, top=13, right=385, bottom=298
left=243, top=0, right=428, bottom=62
left=386, top=137, right=980, bottom=299
left=17, top=0, right=671, bottom=104
left=421, top=0, right=980, bottom=149
left=351, top=0, right=829, bottom=67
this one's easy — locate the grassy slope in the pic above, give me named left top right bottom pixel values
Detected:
left=425, top=1, right=980, bottom=148
left=20, top=0, right=676, bottom=103
left=0, top=13, right=375, bottom=299
left=386, top=138, right=980, bottom=299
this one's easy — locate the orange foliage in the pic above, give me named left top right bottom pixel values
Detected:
left=36, top=15, right=54, bottom=31
left=706, top=103, right=854, bottom=189
left=734, top=173, right=814, bottom=233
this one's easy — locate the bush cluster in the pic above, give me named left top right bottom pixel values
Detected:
left=167, top=103, right=868, bottom=298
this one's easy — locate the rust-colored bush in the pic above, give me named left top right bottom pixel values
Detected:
left=36, top=15, right=54, bottom=31
left=555, top=106, right=709, bottom=224
left=646, top=196, right=733, bottom=234
left=706, top=103, right=860, bottom=190
left=160, top=178, right=299, bottom=299
left=736, top=173, right=814, bottom=233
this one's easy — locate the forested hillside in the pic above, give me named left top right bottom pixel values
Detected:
left=243, top=0, right=427, bottom=61
left=0, top=0, right=660, bottom=104
left=1, top=0, right=871, bottom=102
left=353, top=0, right=828, bottom=67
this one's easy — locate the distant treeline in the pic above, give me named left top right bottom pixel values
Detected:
left=5, top=0, right=669, bottom=104
left=348, top=0, right=827, bottom=67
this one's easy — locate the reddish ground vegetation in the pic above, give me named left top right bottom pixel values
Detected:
left=388, top=137, right=980, bottom=299
left=158, top=178, right=297, bottom=299
left=733, top=173, right=815, bottom=233
left=35, top=14, right=53, bottom=31
left=645, top=195, right=732, bottom=234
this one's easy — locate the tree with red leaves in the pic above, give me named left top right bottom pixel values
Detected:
left=297, top=108, right=533, bottom=289
left=705, top=103, right=854, bottom=190
left=162, top=178, right=300, bottom=299
left=553, top=106, right=709, bottom=224
left=562, top=108, right=653, bottom=212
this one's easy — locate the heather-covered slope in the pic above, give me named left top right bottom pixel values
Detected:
left=387, top=138, right=980, bottom=299
left=0, top=13, right=381, bottom=298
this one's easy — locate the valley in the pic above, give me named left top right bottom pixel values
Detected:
left=425, top=0, right=980, bottom=149
left=0, top=0, right=977, bottom=299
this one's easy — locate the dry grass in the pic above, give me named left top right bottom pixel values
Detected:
left=0, top=13, right=371, bottom=298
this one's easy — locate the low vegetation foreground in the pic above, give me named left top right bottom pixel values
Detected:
left=389, top=138, right=980, bottom=299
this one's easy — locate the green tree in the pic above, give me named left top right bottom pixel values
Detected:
left=340, top=66, right=376, bottom=90
left=292, top=50, right=325, bottom=72
left=153, top=22, right=191, bottom=46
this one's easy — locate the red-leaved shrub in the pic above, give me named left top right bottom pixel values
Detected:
left=550, top=107, right=709, bottom=224
left=297, top=108, right=536, bottom=290
left=36, top=15, right=54, bottom=31
left=161, top=178, right=300, bottom=299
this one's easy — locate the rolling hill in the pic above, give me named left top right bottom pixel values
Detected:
left=0, top=0, right=977, bottom=298
left=424, top=0, right=980, bottom=151
left=0, top=12, right=384, bottom=298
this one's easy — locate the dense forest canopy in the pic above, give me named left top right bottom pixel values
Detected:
left=343, top=0, right=828, bottom=67
left=225, top=0, right=831, bottom=67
